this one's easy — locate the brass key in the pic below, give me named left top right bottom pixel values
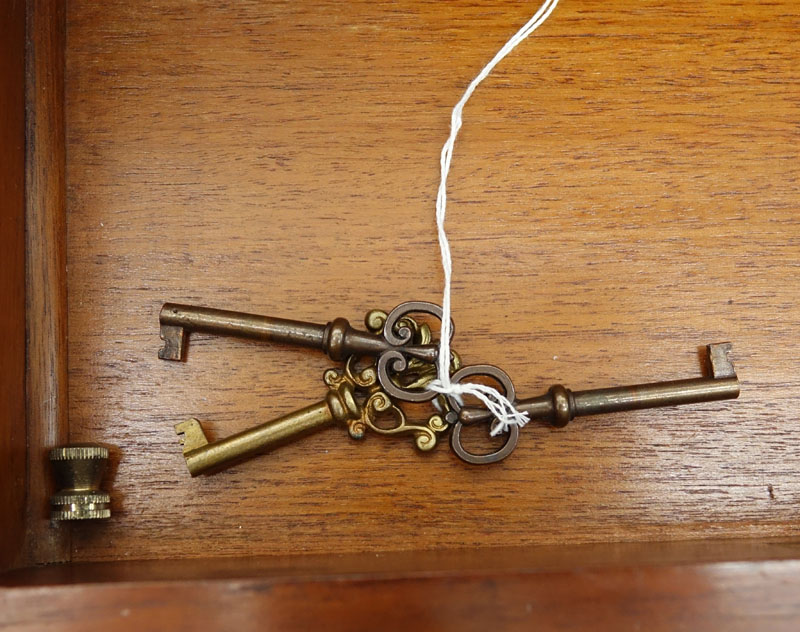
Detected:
left=175, top=358, right=448, bottom=476
left=159, top=301, right=452, bottom=402
left=449, top=343, right=740, bottom=464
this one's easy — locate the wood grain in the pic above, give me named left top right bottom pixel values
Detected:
left=4, top=558, right=800, bottom=631
left=26, top=0, right=70, bottom=565
left=64, top=0, right=800, bottom=562
left=0, top=0, right=28, bottom=572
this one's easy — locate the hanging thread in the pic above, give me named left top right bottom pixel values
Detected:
left=428, top=0, right=560, bottom=435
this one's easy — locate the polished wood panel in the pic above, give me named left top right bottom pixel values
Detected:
left=3, top=558, right=800, bottom=631
left=65, top=0, right=800, bottom=562
left=26, top=0, right=70, bottom=565
left=0, top=0, right=28, bottom=572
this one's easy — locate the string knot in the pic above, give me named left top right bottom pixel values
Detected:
left=429, top=378, right=530, bottom=436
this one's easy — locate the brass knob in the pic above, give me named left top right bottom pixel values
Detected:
left=49, top=445, right=111, bottom=521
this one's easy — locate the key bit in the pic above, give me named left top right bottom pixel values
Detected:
left=457, top=343, right=740, bottom=428
left=159, top=301, right=452, bottom=402
left=49, top=445, right=111, bottom=521
left=176, top=358, right=448, bottom=476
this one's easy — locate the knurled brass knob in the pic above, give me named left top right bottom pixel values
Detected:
left=49, top=445, right=111, bottom=521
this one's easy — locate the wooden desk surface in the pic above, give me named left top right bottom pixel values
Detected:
left=65, top=0, right=799, bottom=562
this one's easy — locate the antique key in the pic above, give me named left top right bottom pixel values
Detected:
left=448, top=343, right=740, bottom=464
left=160, top=301, right=740, bottom=469
left=159, top=302, right=451, bottom=402
left=162, top=303, right=455, bottom=474
left=175, top=358, right=448, bottom=475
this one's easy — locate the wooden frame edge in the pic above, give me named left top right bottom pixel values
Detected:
left=0, top=0, right=29, bottom=573
left=3, top=559, right=800, bottom=630
left=24, top=0, right=70, bottom=565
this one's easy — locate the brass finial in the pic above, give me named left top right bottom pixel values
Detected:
left=49, top=445, right=111, bottom=521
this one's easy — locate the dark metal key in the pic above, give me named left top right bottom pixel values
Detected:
left=158, top=301, right=451, bottom=402
left=450, top=343, right=740, bottom=464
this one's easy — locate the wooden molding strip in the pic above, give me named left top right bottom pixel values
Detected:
left=0, top=0, right=29, bottom=573
left=24, top=0, right=69, bottom=565
left=3, top=559, right=800, bottom=630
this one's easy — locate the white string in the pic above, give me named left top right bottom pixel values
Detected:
left=428, top=0, right=560, bottom=436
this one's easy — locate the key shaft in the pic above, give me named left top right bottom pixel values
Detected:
left=176, top=378, right=362, bottom=476
left=459, top=343, right=740, bottom=427
left=514, top=374, right=739, bottom=427
left=159, top=302, right=434, bottom=363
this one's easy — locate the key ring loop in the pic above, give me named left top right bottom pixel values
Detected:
left=376, top=301, right=455, bottom=403
left=446, top=364, right=520, bottom=464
